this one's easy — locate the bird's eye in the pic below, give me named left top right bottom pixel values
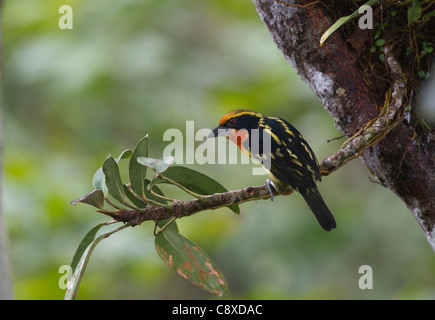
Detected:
left=227, top=118, right=236, bottom=126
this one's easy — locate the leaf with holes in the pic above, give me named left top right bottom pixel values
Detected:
left=155, top=228, right=228, bottom=296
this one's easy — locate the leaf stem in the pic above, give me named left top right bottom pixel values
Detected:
left=103, top=223, right=131, bottom=238
left=154, top=216, right=177, bottom=236
left=126, top=183, right=172, bottom=209
left=148, top=188, right=178, bottom=203
left=104, top=197, right=125, bottom=211
left=157, top=174, right=207, bottom=201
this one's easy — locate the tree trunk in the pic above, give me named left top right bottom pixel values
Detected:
left=253, top=0, right=435, bottom=251
left=0, top=0, right=13, bottom=299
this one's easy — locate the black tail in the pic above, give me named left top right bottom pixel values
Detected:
left=301, top=188, right=336, bottom=231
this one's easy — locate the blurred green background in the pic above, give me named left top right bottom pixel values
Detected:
left=3, top=0, right=435, bottom=300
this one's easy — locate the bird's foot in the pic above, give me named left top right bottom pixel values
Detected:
left=266, top=179, right=277, bottom=201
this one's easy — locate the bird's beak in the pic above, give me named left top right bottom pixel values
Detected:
left=208, top=126, right=233, bottom=138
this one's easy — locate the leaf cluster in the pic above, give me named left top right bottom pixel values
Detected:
left=68, top=135, right=239, bottom=299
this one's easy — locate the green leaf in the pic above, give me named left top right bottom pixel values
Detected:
left=92, top=150, right=131, bottom=196
left=320, top=16, right=352, bottom=46
left=70, top=223, right=106, bottom=273
left=102, top=156, right=127, bottom=205
left=408, top=0, right=422, bottom=24
left=374, top=26, right=382, bottom=39
left=92, top=167, right=107, bottom=195
left=66, top=223, right=130, bottom=300
left=137, top=156, right=174, bottom=173
left=115, top=149, right=132, bottom=162
left=160, top=166, right=240, bottom=214
left=375, top=39, right=386, bottom=47
left=71, top=189, right=105, bottom=209
left=422, top=10, right=435, bottom=19
left=129, top=135, right=149, bottom=197
left=65, top=233, right=106, bottom=300
left=320, top=0, right=379, bottom=45
left=155, top=228, right=228, bottom=296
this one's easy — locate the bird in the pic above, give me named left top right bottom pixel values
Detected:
left=208, top=109, right=336, bottom=231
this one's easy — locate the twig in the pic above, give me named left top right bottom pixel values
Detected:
left=157, top=174, right=207, bottom=201
left=327, top=135, right=346, bottom=143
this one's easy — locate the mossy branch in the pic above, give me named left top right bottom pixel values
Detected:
left=320, top=46, right=406, bottom=175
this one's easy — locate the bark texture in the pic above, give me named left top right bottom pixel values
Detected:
left=253, top=0, right=435, bottom=250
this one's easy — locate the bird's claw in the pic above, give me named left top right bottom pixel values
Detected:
left=266, top=179, right=276, bottom=201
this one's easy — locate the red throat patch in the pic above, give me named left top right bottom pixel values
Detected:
left=227, top=129, right=249, bottom=155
